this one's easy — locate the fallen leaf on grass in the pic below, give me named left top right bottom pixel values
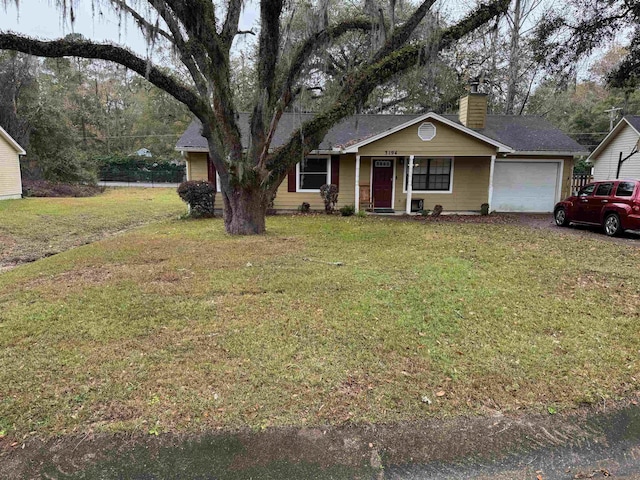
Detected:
left=436, top=390, right=446, bottom=397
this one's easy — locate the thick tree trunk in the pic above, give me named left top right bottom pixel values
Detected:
left=222, top=186, right=269, bottom=235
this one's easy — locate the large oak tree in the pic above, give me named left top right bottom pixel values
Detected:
left=0, top=0, right=509, bottom=234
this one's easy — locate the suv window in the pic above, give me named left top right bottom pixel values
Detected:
left=616, top=181, right=636, bottom=197
left=578, top=184, right=596, bottom=196
left=595, top=183, right=614, bottom=196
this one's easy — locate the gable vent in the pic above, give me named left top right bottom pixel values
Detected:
left=418, top=122, right=436, bottom=141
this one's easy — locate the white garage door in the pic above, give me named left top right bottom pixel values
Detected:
left=492, top=161, right=560, bottom=213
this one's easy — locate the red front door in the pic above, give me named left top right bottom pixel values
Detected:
left=372, top=159, right=394, bottom=209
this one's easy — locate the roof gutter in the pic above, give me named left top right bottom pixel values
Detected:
left=176, top=148, right=341, bottom=155
left=504, top=150, right=589, bottom=157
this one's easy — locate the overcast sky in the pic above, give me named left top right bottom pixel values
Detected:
left=0, top=0, right=259, bottom=55
left=0, top=0, right=472, bottom=54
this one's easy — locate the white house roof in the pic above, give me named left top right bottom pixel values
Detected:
left=588, top=116, right=640, bottom=162
left=0, top=126, right=26, bottom=155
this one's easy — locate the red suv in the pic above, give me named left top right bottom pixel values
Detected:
left=554, top=179, right=640, bottom=236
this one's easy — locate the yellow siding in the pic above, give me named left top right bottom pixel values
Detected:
left=394, top=156, right=491, bottom=211
left=186, top=152, right=208, bottom=181
left=358, top=118, right=496, bottom=157
left=459, top=94, right=487, bottom=129
left=273, top=155, right=357, bottom=210
left=0, top=136, right=22, bottom=199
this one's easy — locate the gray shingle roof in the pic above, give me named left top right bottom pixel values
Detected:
left=624, top=115, right=640, bottom=133
left=445, top=115, right=587, bottom=153
left=176, top=112, right=585, bottom=154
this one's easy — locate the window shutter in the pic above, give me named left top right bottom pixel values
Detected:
left=207, top=155, right=217, bottom=184
left=288, top=167, right=296, bottom=192
left=331, top=155, right=340, bottom=190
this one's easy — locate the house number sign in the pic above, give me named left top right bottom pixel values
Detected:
left=375, top=160, right=392, bottom=168
left=385, top=150, right=398, bottom=155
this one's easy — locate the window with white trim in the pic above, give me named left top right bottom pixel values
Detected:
left=297, top=157, right=330, bottom=191
left=405, top=157, right=452, bottom=192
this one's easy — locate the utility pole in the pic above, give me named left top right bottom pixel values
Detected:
left=604, top=107, right=622, bottom=131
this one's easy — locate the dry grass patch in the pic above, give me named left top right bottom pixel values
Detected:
left=0, top=215, right=639, bottom=439
left=0, top=188, right=184, bottom=267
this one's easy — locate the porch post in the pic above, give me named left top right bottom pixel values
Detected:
left=406, top=155, right=414, bottom=214
left=488, top=155, right=496, bottom=212
left=355, top=154, right=361, bottom=213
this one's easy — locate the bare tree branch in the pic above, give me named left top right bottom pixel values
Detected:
left=0, top=32, right=209, bottom=117
left=249, top=0, right=284, bottom=164
left=372, top=0, right=437, bottom=63
left=222, top=0, right=244, bottom=48
left=257, top=18, right=373, bottom=169
left=267, top=0, right=511, bottom=186
left=111, top=0, right=174, bottom=43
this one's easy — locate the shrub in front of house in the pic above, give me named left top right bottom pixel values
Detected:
left=340, top=205, right=355, bottom=216
left=298, top=202, right=311, bottom=213
left=177, top=181, right=215, bottom=218
left=319, top=184, right=338, bottom=214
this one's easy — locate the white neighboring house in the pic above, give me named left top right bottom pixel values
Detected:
left=0, top=126, right=26, bottom=200
left=589, top=116, right=640, bottom=181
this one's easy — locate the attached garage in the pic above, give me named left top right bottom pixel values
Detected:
left=491, top=160, right=563, bottom=213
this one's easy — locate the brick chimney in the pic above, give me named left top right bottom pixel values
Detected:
left=459, top=81, right=487, bottom=129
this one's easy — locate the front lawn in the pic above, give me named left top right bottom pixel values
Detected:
left=0, top=188, right=184, bottom=268
left=0, top=214, right=638, bottom=439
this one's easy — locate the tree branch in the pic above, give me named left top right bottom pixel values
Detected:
left=371, top=0, right=437, bottom=63
left=111, top=0, right=174, bottom=44
left=257, top=18, right=373, bottom=169
left=249, top=0, right=284, bottom=164
left=222, top=0, right=244, bottom=48
left=266, top=0, right=510, bottom=186
left=0, top=33, right=209, bottom=118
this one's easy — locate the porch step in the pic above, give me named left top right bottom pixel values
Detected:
left=372, top=208, right=396, bottom=214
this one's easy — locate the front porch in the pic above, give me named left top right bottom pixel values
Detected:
left=353, top=155, right=494, bottom=214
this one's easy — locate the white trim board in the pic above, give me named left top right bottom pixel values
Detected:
left=0, top=126, right=26, bottom=155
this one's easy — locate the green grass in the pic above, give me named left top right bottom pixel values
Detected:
left=0, top=188, right=184, bottom=267
left=0, top=211, right=639, bottom=439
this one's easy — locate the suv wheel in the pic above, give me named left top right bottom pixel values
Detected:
left=603, top=213, right=623, bottom=236
left=554, top=207, right=568, bottom=227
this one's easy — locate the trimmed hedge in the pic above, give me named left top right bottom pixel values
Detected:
left=177, top=181, right=216, bottom=218
left=97, top=155, right=185, bottom=183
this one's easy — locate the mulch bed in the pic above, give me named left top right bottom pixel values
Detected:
left=22, top=180, right=105, bottom=198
